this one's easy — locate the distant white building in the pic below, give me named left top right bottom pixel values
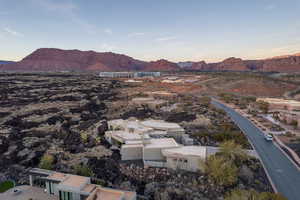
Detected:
left=99, top=72, right=161, bottom=78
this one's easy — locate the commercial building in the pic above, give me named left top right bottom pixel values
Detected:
left=99, top=72, right=135, bottom=78
left=99, top=72, right=161, bottom=78
left=26, top=168, right=136, bottom=200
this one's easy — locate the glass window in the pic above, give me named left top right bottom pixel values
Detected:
left=59, top=191, right=73, bottom=200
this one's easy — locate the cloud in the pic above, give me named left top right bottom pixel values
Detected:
left=128, top=32, right=145, bottom=37
left=32, top=0, right=77, bottom=13
left=32, top=0, right=96, bottom=34
left=3, top=27, right=23, bottom=37
left=155, top=36, right=177, bottom=42
left=265, top=4, right=276, bottom=10
left=100, top=43, right=117, bottom=51
left=104, top=28, right=112, bottom=35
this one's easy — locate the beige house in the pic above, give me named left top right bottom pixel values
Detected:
left=162, top=146, right=207, bottom=172
left=28, top=168, right=136, bottom=200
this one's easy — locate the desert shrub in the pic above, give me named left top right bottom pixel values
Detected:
left=74, top=164, right=94, bottom=177
left=204, top=155, right=238, bottom=187
left=218, top=140, right=248, bottom=164
left=290, top=120, right=298, bottom=129
left=219, top=93, right=236, bottom=103
left=212, top=131, right=250, bottom=148
left=225, top=189, right=287, bottom=200
left=256, top=101, right=269, bottom=113
left=80, top=132, right=88, bottom=143
left=199, top=96, right=211, bottom=107
left=39, top=154, right=55, bottom=170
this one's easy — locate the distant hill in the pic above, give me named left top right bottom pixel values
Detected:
left=1, top=48, right=300, bottom=72
left=0, top=48, right=179, bottom=72
left=0, top=60, right=14, bottom=65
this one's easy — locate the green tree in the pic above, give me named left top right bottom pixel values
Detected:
left=204, top=155, right=238, bottom=187
left=74, top=164, right=94, bottom=177
left=219, top=140, right=248, bottom=164
left=225, top=189, right=287, bottom=200
left=39, top=154, right=54, bottom=170
left=256, top=101, right=269, bottom=114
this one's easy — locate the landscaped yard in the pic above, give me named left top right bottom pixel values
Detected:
left=0, top=181, right=14, bottom=193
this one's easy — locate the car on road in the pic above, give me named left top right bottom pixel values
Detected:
left=264, top=134, right=273, bottom=141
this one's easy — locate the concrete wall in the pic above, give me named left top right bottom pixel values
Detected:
left=166, top=156, right=203, bottom=172
left=121, top=145, right=143, bottom=160
left=143, top=148, right=165, bottom=161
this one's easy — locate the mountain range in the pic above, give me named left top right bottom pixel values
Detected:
left=1, top=48, right=300, bottom=72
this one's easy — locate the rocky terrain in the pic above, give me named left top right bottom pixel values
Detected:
left=0, top=73, right=120, bottom=181
left=1, top=48, right=300, bottom=72
left=0, top=73, right=279, bottom=199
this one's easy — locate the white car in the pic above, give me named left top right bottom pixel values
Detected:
left=264, top=134, right=273, bottom=141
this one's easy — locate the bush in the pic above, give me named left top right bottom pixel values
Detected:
left=204, top=155, right=238, bottom=187
left=0, top=181, right=14, bottom=193
left=219, top=140, right=248, bottom=164
left=256, top=101, right=269, bottom=113
left=225, top=189, right=287, bottom=200
left=199, top=96, right=211, bottom=107
left=39, top=154, right=54, bottom=170
left=74, top=164, right=94, bottom=177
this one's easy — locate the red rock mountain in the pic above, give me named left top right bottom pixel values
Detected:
left=144, top=59, right=180, bottom=71
left=186, top=55, right=300, bottom=72
left=0, top=48, right=148, bottom=71
left=1, top=48, right=300, bottom=72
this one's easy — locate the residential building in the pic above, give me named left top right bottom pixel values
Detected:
left=105, top=119, right=257, bottom=172
left=257, top=98, right=300, bottom=111
left=162, top=146, right=207, bottom=172
left=27, top=168, right=136, bottom=200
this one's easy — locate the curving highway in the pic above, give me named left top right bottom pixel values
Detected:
left=212, top=100, right=300, bottom=200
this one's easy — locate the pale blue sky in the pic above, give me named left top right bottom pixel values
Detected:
left=1, top=0, right=300, bottom=62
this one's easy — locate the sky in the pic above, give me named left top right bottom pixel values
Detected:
left=0, top=0, right=300, bottom=62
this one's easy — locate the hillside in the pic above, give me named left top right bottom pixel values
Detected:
left=1, top=48, right=300, bottom=72
left=0, top=60, right=14, bottom=65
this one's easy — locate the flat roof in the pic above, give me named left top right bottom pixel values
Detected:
left=144, top=138, right=179, bottom=149
left=112, top=131, right=150, bottom=141
left=60, top=175, right=89, bottom=189
left=257, top=98, right=300, bottom=105
left=122, top=144, right=144, bottom=148
left=162, top=146, right=206, bottom=157
left=141, top=120, right=182, bottom=130
left=82, top=184, right=97, bottom=193
left=0, top=186, right=58, bottom=200
left=47, top=172, right=68, bottom=182
left=86, top=187, right=135, bottom=200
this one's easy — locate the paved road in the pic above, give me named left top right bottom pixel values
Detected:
left=212, top=100, right=300, bottom=200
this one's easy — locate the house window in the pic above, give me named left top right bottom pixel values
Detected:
left=49, top=182, right=54, bottom=194
left=59, top=191, right=73, bottom=200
